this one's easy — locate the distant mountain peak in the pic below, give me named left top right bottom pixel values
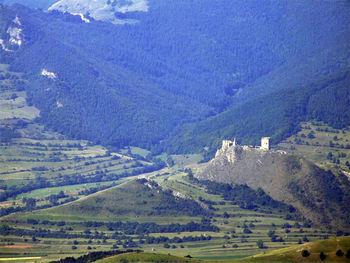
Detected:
left=48, top=0, right=149, bottom=24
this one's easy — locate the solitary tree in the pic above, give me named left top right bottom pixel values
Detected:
left=301, top=250, right=310, bottom=257
left=336, top=249, right=344, bottom=257
left=23, top=197, right=36, bottom=210
left=256, top=239, right=264, bottom=249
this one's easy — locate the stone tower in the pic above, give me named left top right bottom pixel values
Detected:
left=261, top=137, right=270, bottom=150
left=221, top=138, right=237, bottom=151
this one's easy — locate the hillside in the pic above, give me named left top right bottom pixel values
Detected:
left=41, top=179, right=209, bottom=218
left=84, top=237, right=350, bottom=263
left=238, top=236, right=350, bottom=263
left=1, top=1, right=350, bottom=150
left=162, top=70, right=350, bottom=154
left=0, top=62, right=166, bottom=219
left=95, top=252, right=198, bottom=263
left=197, top=141, right=350, bottom=230
left=277, top=121, right=350, bottom=172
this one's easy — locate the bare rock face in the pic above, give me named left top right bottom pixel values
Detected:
left=200, top=143, right=292, bottom=203
left=197, top=141, right=350, bottom=229
left=49, top=0, right=149, bottom=25
left=0, top=15, right=24, bottom=52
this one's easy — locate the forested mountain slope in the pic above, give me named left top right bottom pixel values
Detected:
left=1, top=1, right=350, bottom=151
left=163, top=71, right=350, bottom=154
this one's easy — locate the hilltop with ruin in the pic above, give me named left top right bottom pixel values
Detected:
left=196, top=137, right=350, bottom=229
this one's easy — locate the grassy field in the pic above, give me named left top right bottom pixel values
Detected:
left=95, top=252, right=198, bottom=263
left=277, top=121, right=350, bottom=172
left=0, top=173, right=338, bottom=262
left=57, top=237, right=350, bottom=263
left=120, top=147, right=150, bottom=158
left=235, top=236, right=350, bottom=263
left=13, top=179, right=129, bottom=201
left=0, top=134, right=153, bottom=210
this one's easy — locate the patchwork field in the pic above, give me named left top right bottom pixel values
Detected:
left=278, top=121, right=350, bottom=173
left=92, top=236, right=350, bottom=263
left=0, top=173, right=340, bottom=262
left=0, top=64, right=161, bottom=216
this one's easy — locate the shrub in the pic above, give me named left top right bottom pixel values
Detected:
left=163, top=243, right=170, bottom=248
left=243, top=227, right=252, bottom=234
left=336, top=249, right=344, bottom=257
left=301, top=250, right=310, bottom=257
left=302, top=235, right=309, bottom=242
left=256, top=239, right=264, bottom=249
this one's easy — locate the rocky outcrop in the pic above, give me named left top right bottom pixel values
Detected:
left=197, top=142, right=350, bottom=230
left=49, top=0, right=149, bottom=25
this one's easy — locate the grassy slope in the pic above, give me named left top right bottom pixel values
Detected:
left=95, top=252, right=198, bottom=263
left=32, top=179, right=208, bottom=219
left=278, top=121, right=350, bottom=172
left=94, top=237, right=350, bottom=263
left=237, top=236, right=350, bottom=263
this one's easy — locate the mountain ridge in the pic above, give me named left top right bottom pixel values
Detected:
left=1, top=1, right=350, bottom=150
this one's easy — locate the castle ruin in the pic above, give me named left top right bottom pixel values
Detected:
left=220, top=137, right=270, bottom=150
left=222, top=138, right=236, bottom=151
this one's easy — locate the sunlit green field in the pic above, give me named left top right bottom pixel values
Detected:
left=1, top=173, right=337, bottom=262
left=278, top=121, right=350, bottom=171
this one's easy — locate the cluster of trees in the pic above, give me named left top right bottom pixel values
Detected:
left=267, top=230, right=284, bottom=243
left=49, top=249, right=141, bottom=263
left=0, top=224, right=107, bottom=239
left=143, top=235, right=211, bottom=245
left=0, top=221, right=216, bottom=250
left=0, top=127, right=20, bottom=142
left=103, top=220, right=219, bottom=235
left=2, top=217, right=218, bottom=238
left=200, top=180, right=296, bottom=215
left=301, top=249, right=350, bottom=260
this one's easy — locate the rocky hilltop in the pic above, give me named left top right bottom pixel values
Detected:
left=197, top=139, right=350, bottom=230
